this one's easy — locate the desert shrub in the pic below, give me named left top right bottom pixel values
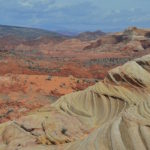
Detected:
left=84, top=57, right=131, bottom=67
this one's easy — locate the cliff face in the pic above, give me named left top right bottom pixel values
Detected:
left=1, top=54, right=150, bottom=150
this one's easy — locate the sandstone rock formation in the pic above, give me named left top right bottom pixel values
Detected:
left=1, top=54, right=150, bottom=150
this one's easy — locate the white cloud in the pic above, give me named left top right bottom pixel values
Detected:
left=19, top=0, right=54, bottom=8
left=19, top=1, right=33, bottom=8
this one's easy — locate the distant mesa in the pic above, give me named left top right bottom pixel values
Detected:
left=0, top=25, right=69, bottom=40
left=76, top=30, right=106, bottom=41
left=83, top=26, right=150, bottom=50
left=0, top=25, right=105, bottom=41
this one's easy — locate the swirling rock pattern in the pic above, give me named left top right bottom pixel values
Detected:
left=1, top=54, right=150, bottom=150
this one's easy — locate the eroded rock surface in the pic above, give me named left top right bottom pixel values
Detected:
left=1, top=54, right=150, bottom=149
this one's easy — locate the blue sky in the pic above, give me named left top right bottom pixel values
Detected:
left=0, top=0, right=150, bottom=32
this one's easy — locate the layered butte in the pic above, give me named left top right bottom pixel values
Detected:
left=1, top=54, right=150, bottom=150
